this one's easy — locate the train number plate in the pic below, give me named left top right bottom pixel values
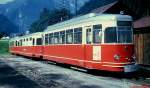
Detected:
left=124, top=64, right=138, bottom=72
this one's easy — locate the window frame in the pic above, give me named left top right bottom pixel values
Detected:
left=59, top=31, right=66, bottom=44
left=93, top=24, right=102, bottom=44
left=45, top=34, right=49, bottom=45
left=74, top=27, right=82, bottom=44
left=36, top=38, right=42, bottom=45
left=66, top=29, right=73, bottom=44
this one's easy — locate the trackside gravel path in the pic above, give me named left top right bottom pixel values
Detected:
left=0, top=56, right=149, bottom=88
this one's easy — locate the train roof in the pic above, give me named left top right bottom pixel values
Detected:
left=10, top=32, right=43, bottom=41
left=44, top=13, right=132, bottom=32
left=20, top=32, right=43, bottom=38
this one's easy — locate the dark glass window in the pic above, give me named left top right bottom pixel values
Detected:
left=36, top=38, right=42, bottom=45
left=118, top=27, right=132, bottom=43
left=30, top=37, right=32, bottom=41
left=45, top=34, right=48, bottom=45
left=93, top=24, right=102, bottom=43
left=117, top=21, right=132, bottom=26
left=54, top=32, right=59, bottom=44
left=15, top=41, right=17, bottom=46
left=74, top=27, right=82, bottom=44
left=32, top=38, right=35, bottom=45
left=105, top=27, right=117, bottom=43
left=17, top=41, right=19, bottom=46
left=66, top=29, right=73, bottom=44
left=20, top=40, right=22, bottom=46
left=59, top=31, right=65, bottom=44
left=49, top=33, right=53, bottom=44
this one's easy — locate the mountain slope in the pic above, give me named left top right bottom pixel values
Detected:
left=0, top=14, right=18, bottom=35
left=0, top=0, right=57, bottom=33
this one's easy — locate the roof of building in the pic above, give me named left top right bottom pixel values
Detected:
left=133, top=16, right=150, bottom=28
left=91, top=1, right=118, bottom=13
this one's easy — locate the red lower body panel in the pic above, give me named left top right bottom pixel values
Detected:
left=10, top=44, right=136, bottom=72
left=10, top=46, right=43, bottom=58
left=43, top=44, right=135, bottom=72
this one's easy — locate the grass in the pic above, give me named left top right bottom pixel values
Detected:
left=0, top=39, right=10, bottom=55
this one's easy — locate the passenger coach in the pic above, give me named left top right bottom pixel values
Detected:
left=42, top=13, right=138, bottom=72
left=9, top=32, right=43, bottom=58
left=10, top=13, right=138, bottom=72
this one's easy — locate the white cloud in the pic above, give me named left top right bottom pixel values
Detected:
left=0, top=0, right=14, bottom=4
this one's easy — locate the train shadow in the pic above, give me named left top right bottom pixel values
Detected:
left=44, top=61, right=150, bottom=80
left=0, top=60, right=41, bottom=88
left=86, top=67, right=150, bottom=80
left=59, top=64, right=150, bottom=80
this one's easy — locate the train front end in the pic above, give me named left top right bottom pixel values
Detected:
left=101, top=15, right=138, bottom=72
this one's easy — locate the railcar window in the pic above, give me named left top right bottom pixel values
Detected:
left=59, top=31, right=65, bottom=44
left=117, top=21, right=132, bottom=26
left=17, top=41, right=19, bottom=46
left=45, top=34, right=48, bottom=45
left=32, top=38, right=35, bottom=45
left=54, top=32, right=59, bottom=44
left=30, top=37, right=32, bottom=41
left=20, top=40, right=22, bottom=46
left=74, top=27, right=82, bottom=44
left=93, top=24, right=102, bottom=44
left=118, top=27, right=132, bottom=43
left=105, top=27, right=117, bottom=43
left=36, top=38, right=42, bottom=45
left=86, top=28, right=92, bottom=44
left=49, top=33, right=53, bottom=44
left=66, top=29, right=73, bottom=44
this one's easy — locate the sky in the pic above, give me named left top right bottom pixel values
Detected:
left=0, top=0, right=14, bottom=4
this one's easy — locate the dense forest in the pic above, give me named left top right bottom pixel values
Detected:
left=29, top=0, right=117, bottom=33
left=29, top=8, right=72, bottom=33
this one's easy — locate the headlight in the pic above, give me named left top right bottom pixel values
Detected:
left=132, top=55, right=136, bottom=59
left=114, top=54, right=120, bottom=60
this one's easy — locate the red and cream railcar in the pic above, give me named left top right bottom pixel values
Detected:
left=43, top=13, right=138, bottom=72
left=9, top=32, right=43, bottom=58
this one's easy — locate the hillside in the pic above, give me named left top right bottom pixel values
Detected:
left=0, top=14, right=18, bottom=35
left=0, top=0, right=89, bottom=33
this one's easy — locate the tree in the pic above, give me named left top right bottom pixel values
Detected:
left=29, top=8, right=72, bottom=33
left=0, top=33, right=3, bottom=39
left=0, top=32, right=7, bottom=39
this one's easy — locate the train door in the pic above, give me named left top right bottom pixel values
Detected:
left=84, top=26, right=93, bottom=68
left=92, top=24, right=102, bottom=61
left=84, top=25, right=102, bottom=69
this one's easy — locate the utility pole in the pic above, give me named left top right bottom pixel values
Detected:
left=62, top=0, right=65, bottom=9
left=75, top=0, right=78, bottom=16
